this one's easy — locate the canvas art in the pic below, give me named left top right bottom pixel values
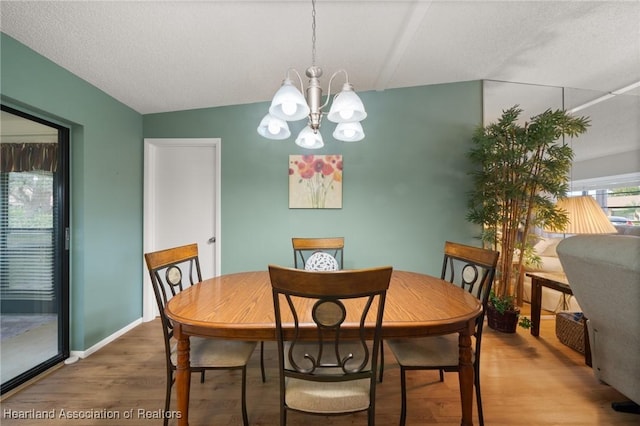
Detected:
left=289, top=155, right=343, bottom=209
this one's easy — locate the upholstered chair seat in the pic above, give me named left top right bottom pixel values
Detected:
left=388, top=334, right=476, bottom=367
left=170, top=338, right=256, bottom=368
left=285, top=376, right=371, bottom=414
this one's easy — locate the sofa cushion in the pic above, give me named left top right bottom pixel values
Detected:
left=522, top=236, right=579, bottom=311
left=524, top=237, right=564, bottom=272
left=537, top=237, right=563, bottom=257
left=538, top=256, right=563, bottom=272
left=525, top=255, right=563, bottom=273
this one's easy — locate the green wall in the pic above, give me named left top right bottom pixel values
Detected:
left=2, top=32, right=482, bottom=352
left=1, top=34, right=143, bottom=351
left=143, top=81, right=483, bottom=274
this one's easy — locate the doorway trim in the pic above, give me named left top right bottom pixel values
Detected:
left=142, top=138, right=221, bottom=322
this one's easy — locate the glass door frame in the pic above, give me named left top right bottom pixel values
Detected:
left=0, top=104, right=70, bottom=394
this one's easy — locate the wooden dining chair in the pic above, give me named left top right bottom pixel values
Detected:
left=259, top=238, right=346, bottom=383
left=269, top=264, right=392, bottom=426
left=290, top=236, right=386, bottom=382
left=144, top=243, right=258, bottom=426
left=292, top=237, right=344, bottom=270
left=386, top=241, right=499, bottom=426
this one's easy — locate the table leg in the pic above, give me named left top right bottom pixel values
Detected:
left=174, top=324, right=191, bottom=426
left=530, top=277, right=542, bottom=337
left=458, top=323, right=475, bottom=426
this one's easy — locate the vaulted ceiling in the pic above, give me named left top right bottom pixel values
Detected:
left=1, top=1, right=639, bottom=171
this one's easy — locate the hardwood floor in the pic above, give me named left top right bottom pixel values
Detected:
left=1, top=317, right=637, bottom=425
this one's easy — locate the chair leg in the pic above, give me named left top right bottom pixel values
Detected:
left=200, top=370, right=205, bottom=383
left=241, top=366, right=249, bottom=426
left=475, top=366, right=484, bottom=426
left=439, top=369, right=444, bottom=382
left=379, top=340, right=385, bottom=383
left=164, top=371, right=172, bottom=426
left=399, top=367, right=407, bottom=426
left=260, top=341, right=266, bottom=383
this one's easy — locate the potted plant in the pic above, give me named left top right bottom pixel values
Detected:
left=466, top=105, right=589, bottom=332
left=486, top=290, right=532, bottom=333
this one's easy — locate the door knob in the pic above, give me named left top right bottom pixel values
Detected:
left=208, top=237, right=216, bottom=244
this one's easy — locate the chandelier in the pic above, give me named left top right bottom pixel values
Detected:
left=257, top=0, right=367, bottom=149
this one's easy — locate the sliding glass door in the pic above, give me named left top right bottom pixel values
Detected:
left=0, top=105, right=69, bottom=394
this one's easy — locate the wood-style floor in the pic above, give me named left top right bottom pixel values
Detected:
left=1, top=317, right=637, bottom=425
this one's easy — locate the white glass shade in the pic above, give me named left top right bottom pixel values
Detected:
left=326, top=83, right=367, bottom=123
left=333, top=122, right=365, bottom=142
left=268, top=78, right=310, bottom=121
left=257, top=114, right=291, bottom=140
left=295, top=126, right=324, bottom=149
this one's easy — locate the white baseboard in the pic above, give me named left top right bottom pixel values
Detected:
left=70, top=317, right=142, bottom=359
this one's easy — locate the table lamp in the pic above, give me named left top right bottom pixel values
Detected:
left=552, top=195, right=617, bottom=234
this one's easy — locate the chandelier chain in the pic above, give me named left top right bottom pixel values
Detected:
left=311, top=0, right=316, bottom=66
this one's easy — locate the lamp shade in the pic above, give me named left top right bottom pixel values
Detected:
left=333, top=122, right=365, bottom=142
left=257, top=114, right=291, bottom=140
left=326, top=83, right=367, bottom=123
left=268, top=79, right=310, bottom=121
left=553, top=196, right=617, bottom=234
left=295, top=125, right=324, bottom=149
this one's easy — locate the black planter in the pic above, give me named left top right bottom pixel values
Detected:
left=486, top=303, right=520, bottom=333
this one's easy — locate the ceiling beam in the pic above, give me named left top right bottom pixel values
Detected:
left=374, top=1, right=433, bottom=91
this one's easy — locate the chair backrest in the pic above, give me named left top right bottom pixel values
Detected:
left=144, top=243, right=202, bottom=354
left=268, top=264, right=392, bottom=387
left=440, top=241, right=499, bottom=333
left=292, top=237, right=344, bottom=270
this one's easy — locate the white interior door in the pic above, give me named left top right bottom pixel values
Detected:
left=142, top=138, right=221, bottom=321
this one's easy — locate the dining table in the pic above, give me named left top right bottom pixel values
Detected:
left=165, top=269, right=483, bottom=426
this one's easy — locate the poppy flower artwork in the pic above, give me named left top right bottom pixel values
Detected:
left=289, top=155, right=343, bottom=209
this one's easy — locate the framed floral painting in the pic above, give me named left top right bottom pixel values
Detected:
left=289, top=155, right=343, bottom=208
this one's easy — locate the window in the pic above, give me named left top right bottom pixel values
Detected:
left=569, top=186, right=640, bottom=225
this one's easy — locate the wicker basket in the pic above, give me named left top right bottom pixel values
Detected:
left=555, top=312, right=585, bottom=354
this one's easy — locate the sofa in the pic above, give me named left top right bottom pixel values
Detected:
left=522, top=225, right=640, bottom=312
left=557, top=234, right=640, bottom=411
left=521, top=236, right=581, bottom=312
left=615, top=224, right=640, bottom=237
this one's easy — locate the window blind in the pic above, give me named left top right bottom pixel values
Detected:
left=0, top=171, right=55, bottom=302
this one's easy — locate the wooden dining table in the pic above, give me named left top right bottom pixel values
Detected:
left=165, top=269, right=483, bottom=426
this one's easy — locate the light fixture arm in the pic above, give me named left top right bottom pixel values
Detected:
left=284, top=68, right=305, bottom=94
left=322, top=69, right=349, bottom=111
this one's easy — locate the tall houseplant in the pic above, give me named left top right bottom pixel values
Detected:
left=466, top=106, right=589, bottom=332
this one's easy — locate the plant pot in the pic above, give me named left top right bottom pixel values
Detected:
left=486, top=303, right=520, bottom=333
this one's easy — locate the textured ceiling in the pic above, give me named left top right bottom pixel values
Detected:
left=1, top=1, right=639, bottom=164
